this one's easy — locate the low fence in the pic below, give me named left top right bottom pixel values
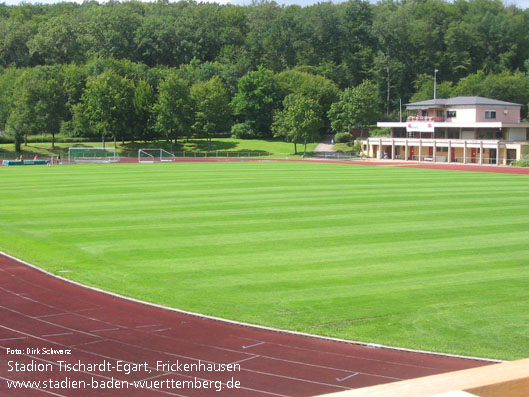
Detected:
left=169, top=151, right=289, bottom=159
left=312, top=152, right=360, bottom=159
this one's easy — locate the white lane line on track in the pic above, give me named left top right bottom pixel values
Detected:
left=231, top=355, right=260, bottom=365
left=41, top=332, right=73, bottom=337
left=90, top=328, right=120, bottom=333
left=230, top=334, right=468, bottom=372
left=242, top=341, right=265, bottom=349
left=336, top=372, right=359, bottom=382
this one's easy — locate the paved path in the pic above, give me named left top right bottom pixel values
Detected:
left=314, top=136, right=335, bottom=153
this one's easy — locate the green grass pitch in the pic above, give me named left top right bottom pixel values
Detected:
left=1, top=161, right=528, bottom=360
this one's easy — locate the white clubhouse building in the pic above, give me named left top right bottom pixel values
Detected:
left=363, top=96, right=529, bottom=165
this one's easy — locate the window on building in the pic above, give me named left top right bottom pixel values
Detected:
left=435, top=130, right=445, bottom=139
left=485, top=110, right=496, bottom=119
left=447, top=130, right=459, bottom=139
left=437, top=110, right=444, bottom=118
left=447, top=110, right=456, bottom=118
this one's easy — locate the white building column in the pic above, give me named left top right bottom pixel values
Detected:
left=405, top=139, right=408, bottom=161
left=496, top=142, right=500, bottom=166
left=419, top=139, right=422, bottom=162
left=448, top=140, right=452, bottom=163
left=479, top=141, right=483, bottom=165
left=378, top=140, right=382, bottom=159
left=391, top=140, right=395, bottom=160
left=463, top=141, right=467, bottom=164
left=433, top=140, right=437, bottom=163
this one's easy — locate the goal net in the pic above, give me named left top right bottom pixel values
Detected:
left=138, top=148, right=176, bottom=163
left=68, top=147, right=120, bottom=163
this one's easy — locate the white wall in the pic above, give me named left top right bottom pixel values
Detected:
left=448, top=108, right=476, bottom=123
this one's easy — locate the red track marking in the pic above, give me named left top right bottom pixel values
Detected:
left=0, top=254, right=495, bottom=396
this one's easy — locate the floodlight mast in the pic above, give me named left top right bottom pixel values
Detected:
left=434, top=69, right=439, bottom=99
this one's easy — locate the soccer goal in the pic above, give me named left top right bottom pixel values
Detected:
left=68, top=147, right=120, bottom=163
left=138, top=148, right=176, bottom=163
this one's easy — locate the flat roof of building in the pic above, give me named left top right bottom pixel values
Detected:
left=406, top=96, right=521, bottom=109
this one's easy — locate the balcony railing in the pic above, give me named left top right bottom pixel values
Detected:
left=407, top=116, right=445, bottom=122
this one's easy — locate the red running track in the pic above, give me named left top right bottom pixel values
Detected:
left=118, top=156, right=529, bottom=174
left=0, top=254, right=494, bottom=397
left=4, top=155, right=529, bottom=175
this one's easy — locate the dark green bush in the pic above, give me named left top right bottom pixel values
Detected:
left=511, top=160, right=529, bottom=167
left=231, top=121, right=258, bottom=139
left=334, top=132, right=351, bottom=143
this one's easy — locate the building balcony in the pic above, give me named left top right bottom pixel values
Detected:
left=407, top=116, right=445, bottom=122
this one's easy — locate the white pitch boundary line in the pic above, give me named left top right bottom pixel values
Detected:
left=0, top=251, right=502, bottom=364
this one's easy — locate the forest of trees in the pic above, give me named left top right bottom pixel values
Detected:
left=2, top=0, right=529, bottom=151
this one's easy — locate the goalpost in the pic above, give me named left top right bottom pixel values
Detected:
left=68, top=147, right=120, bottom=163
left=138, top=148, right=176, bottom=163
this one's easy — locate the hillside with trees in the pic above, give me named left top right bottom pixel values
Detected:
left=1, top=0, right=529, bottom=151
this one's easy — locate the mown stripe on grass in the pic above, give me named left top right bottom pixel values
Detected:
left=1, top=162, right=528, bottom=359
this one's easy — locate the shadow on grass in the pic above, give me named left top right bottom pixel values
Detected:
left=0, top=144, right=66, bottom=160
left=121, top=140, right=271, bottom=153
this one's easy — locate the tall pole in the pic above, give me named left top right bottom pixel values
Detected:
left=434, top=69, right=439, bottom=99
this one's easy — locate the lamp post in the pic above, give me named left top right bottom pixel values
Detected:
left=434, top=69, right=439, bottom=99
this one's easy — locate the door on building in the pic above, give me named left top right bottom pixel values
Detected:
left=450, top=148, right=455, bottom=163
left=471, top=148, right=477, bottom=163
left=409, top=147, right=415, bottom=160
left=506, top=149, right=517, bottom=164
left=490, top=148, right=497, bottom=164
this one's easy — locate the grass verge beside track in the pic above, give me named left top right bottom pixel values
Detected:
left=1, top=161, right=528, bottom=360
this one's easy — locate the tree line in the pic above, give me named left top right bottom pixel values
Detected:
left=2, top=0, right=529, bottom=152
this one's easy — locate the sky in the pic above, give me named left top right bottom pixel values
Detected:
left=2, top=0, right=529, bottom=7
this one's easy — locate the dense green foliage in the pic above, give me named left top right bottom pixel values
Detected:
left=1, top=0, right=529, bottom=149
left=272, top=93, right=323, bottom=154
left=1, top=162, right=528, bottom=360
left=334, top=132, right=351, bottom=143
